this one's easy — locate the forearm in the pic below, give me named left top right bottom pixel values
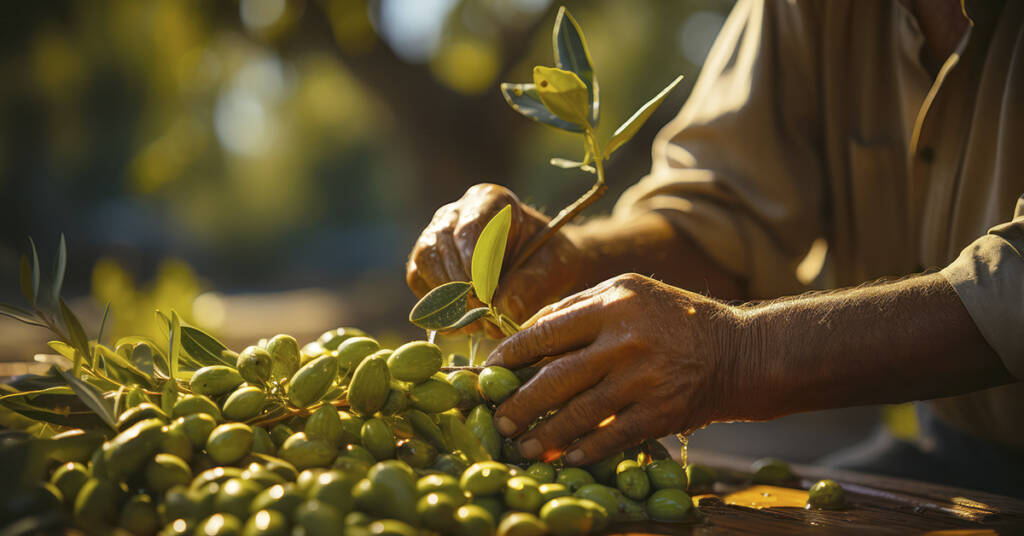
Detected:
left=566, top=211, right=745, bottom=300
left=725, top=272, right=1014, bottom=421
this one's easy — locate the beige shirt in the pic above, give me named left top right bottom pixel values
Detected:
left=615, top=0, right=1024, bottom=447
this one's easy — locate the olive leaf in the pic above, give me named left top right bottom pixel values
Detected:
left=471, top=205, right=513, bottom=306
left=97, top=302, right=111, bottom=345
left=181, top=326, right=234, bottom=368
left=0, top=390, right=107, bottom=429
left=55, top=366, right=117, bottom=430
left=115, top=336, right=170, bottom=377
left=26, top=238, right=40, bottom=307
left=533, top=67, right=591, bottom=128
left=96, top=344, right=154, bottom=388
left=169, top=311, right=181, bottom=380
left=156, top=311, right=232, bottom=369
left=59, top=298, right=91, bottom=374
left=443, top=307, right=490, bottom=331
left=0, top=303, right=46, bottom=328
left=160, top=378, right=178, bottom=416
left=604, top=75, right=683, bottom=157
left=409, top=281, right=473, bottom=331
left=128, top=343, right=156, bottom=379
left=553, top=6, right=599, bottom=125
left=50, top=234, right=66, bottom=307
left=500, top=83, right=584, bottom=133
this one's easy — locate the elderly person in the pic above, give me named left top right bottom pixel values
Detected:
left=406, top=0, right=1024, bottom=495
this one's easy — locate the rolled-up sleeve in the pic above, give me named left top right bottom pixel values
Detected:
left=614, top=0, right=825, bottom=298
left=941, top=196, right=1024, bottom=380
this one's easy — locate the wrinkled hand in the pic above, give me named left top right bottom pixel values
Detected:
left=407, top=183, right=583, bottom=336
left=485, top=273, right=739, bottom=466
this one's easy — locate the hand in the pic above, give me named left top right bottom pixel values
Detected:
left=407, top=183, right=584, bottom=336
left=484, top=273, right=740, bottom=466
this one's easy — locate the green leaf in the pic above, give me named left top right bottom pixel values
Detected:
left=96, top=344, right=154, bottom=388
left=160, top=379, right=178, bottom=417
left=409, top=281, right=473, bottom=331
left=59, top=299, right=90, bottom=375
left=97, top=302, right=111, bottom=345
left=500, top=83, right=584, bottom=133
left=471, top=205, right=512, bottom=305
left=115, top=336, right=170, bottom=377
left=169, top=311, right=181, bottom=380
left=533, top=67, right=591, bottom=128
left=0, top=393, right=107, bottom=429
left=50, top=234, right=66, bottom=307
left=553, top=6, right=599, bottom=125
left=442, top=307, right=490, bottom=331
left=55, top=367, right=116, bottom=430
left=181, top=325, right=234, bottom=368
left=128, top=343, right=156, bottom=379
left=0, top=303, right=46, bottom=328
left=604, top=75, right=684, bottom=157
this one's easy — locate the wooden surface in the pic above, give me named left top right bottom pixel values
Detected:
left=602, top=449, right=1024, bottom=535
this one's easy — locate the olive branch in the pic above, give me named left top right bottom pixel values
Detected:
left=409, top=6, right=682, bottom=337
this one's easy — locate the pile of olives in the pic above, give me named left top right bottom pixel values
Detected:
left=26, top=327, right=762, bottom=535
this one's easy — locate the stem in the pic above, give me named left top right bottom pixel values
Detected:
left=507, top=128, right=607, bottom=273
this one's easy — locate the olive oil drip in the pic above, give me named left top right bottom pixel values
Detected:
left=676, top=433, right=689, bottom=467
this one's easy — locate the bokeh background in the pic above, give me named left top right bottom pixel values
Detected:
left=0, top=0, right=900, bottom=462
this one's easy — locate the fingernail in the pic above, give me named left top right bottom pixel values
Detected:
left=496, top=416, right=516, bottom=436
left=566, top=450, right=584, bottom=465
left=520, top=439, right=542, bottom=459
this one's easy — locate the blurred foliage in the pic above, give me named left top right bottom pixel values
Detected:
left=91, top=257, right=203, bottom=343
left=0, top=0, right=734, bottom=337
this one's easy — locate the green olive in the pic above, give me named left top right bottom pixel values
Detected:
left=250, top=483, right=304, bottom=518
left=497, top=512, right=548, bottom=536
left=172, top=395, right=223, bottom=422
left=190, top=366, right=244, bottom=397
left=119, top=493, right=160, bottom=536
left=172, top=413, right=218, bottom=449
left=616, top=459, right=651, bottom=501
left=556, top=467, right=595, bottom=493
left=447, top=370, right=484, bottom=410
left=206, top=423, right=254, bottom=465
left=417, top=491, right=459, bottom=532
left=49, top=462, right=89, bottom=506
left=335, top=337, right=381, bottom=371
left=645, top=488, right=693, bottom=522
left=751, top=457, right=794, bottom=485
left=526, top=462, right=557, bottom=484
left=539, top=497, right=593, bottom=536
left=685, top=463, right=716, bottom=492
left=645, top=459, right=688, bottom=491
left=408, top=378, right=461, bottom=414
left=460, top=461, right=512, bottom=496
left=196, top=513, right=243, bottom=536
left=214, top=478, right=262, bottom=519
left=310, top=470, right=359, bottom=515
left=242, top=509, right=289, bottom=536
left=453, top=504, right=496, bottom=536
left=265, top=334, right=301, bottom=380
left=237, top=346, right=272, bottom=385
left=505, top=475, right=544, bottom=513
left=146, top=453, right=192, bottom=494
left=116, top=402, right=168, bottom=431
left=477, top=366, right=521, bottom=404
left=806, top=479, right=845, bottom=510
left=396, top=438, right=438, bottom=469
left=360, top=418, right=396, bottom=461
left=221, top=385, right=266, bottom=421
left=417, top=473, right=462, bottom=497
left=387, top=341, right=443, bottom=383
left=539, top=482, right=572, bottom=502
left=278, top=432, right=337, bottom=470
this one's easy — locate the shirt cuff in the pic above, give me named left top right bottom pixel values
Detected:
left=940, top=228, right=1024, bottom=380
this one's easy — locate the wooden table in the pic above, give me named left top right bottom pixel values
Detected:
left=605, top=449, right=1024, bottom=535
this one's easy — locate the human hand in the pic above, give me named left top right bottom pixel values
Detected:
left=484, top=273, right=741, bottom=466
left=406, top=183, right=584, bottom=336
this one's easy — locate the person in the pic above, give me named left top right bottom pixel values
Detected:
left=406, top=0, right=1024, bottom=495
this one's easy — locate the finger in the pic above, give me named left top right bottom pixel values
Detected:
left=493, top=346, right=608, bottom=438
left=512, top=376, right=635, bottom=462
left=406, top=264, right=432, bottom=298
left=562, top=403, right=651, bottom=466
left=484, top=297, right=602, bottom=368
left=519, top=277, right=619, bottom=329
left=436, top=230, right=470, bottom=283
